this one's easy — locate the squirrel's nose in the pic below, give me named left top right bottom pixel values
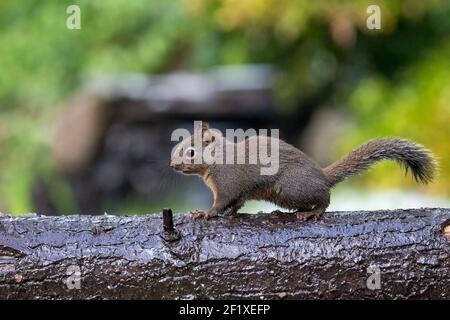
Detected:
left=169, top=160, right=176, bottom=169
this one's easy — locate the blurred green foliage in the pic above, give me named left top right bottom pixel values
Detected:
left=0, top=0, right=449, bottom=214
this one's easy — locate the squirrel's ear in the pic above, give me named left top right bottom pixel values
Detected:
left=195, top=121, right=209, bottom=133
left=201, top=122, right=210, bottom=132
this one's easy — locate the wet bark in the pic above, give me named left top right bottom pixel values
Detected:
left=0, top=209, right=449, bottom=299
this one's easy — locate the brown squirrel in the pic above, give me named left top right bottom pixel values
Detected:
left=170, top=122, right=436, bottom=220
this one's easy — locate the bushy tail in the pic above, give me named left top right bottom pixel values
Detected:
left=323, top=138, right=437, bottom=187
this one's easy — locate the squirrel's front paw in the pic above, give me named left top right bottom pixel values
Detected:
left=191, top=210, right=216, bottom=220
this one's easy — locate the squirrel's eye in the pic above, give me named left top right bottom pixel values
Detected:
left=185, top=147, right=195, bottom=159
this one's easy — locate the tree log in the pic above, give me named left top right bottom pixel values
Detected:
left=0, top=209, right=449, bottom=299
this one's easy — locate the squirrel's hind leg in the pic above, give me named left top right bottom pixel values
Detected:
left=295, top=207, right=324, bottom=221
left=272, top=168, right=330, bottom=221
left=223, top=198, right=245, bottom=216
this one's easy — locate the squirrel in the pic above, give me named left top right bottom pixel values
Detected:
left=170, top=122, right=436, bottom=220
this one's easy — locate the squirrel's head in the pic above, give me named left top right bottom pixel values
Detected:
left=170, top=122, right=222, bottom=175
